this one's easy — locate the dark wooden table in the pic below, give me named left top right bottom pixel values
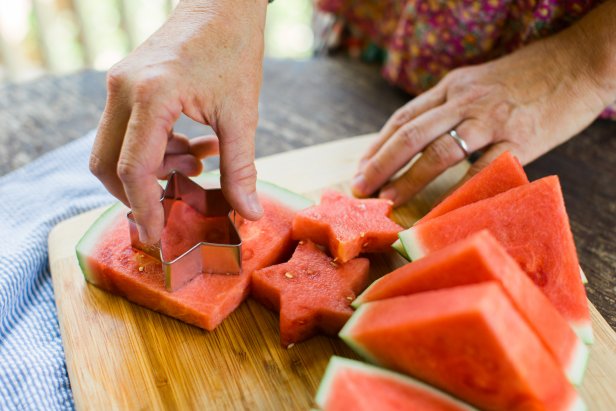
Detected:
left=1, top=57, right=615, bottom=330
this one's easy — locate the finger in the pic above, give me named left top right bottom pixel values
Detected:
left=378, top=119, right=493, bottom=206
left=89, top=81, right=131, bottom=204
left=353, top=102, right=463, bottom=197
left=166, top=132, right=191, bottom=154
left=217, top=111, right=262, bottom=221
left=156, top=154, right=204, bottom=178
left=359, top=84, right=447, bottom=170
left=188, top=135, right=220, bottom=159
left=117, top=98, right=181, bottom=244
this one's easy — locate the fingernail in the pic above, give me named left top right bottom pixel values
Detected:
left=379, top=187, right=397, bottom=203
left=247, top=192, right=263, bottom=217
left=352, top=174, right=367, bottom=196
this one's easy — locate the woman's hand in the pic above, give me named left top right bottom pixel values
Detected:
left=90, top=0, right=267, bottom=243
left=353, top=1, right=616, bottom=206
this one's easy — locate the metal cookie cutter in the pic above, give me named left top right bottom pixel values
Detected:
left=127, top=171, right=242, bottom=292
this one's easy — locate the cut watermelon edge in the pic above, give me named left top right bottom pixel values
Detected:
left=75, top=202, right=126, bottom=281
left=573, top=322, right=594, bottom=345
left=397, top=228, right=424, bottom=261
left=338, top=305, right=381, bottom=366
left=567, top=338, right=590, bottom=386
left=315, top=356, right=477, bottom=411
left=193, top=172, right=315, bottom=212
left=390, top=238, right=409, bottom=260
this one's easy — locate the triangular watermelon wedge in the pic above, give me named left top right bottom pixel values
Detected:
left=391, top=151, right=527, bottom=262
left=356, top=231, right=588, bottom=385
left=420, top=151, right=529, bottom=222
left=315, top=357, right=476, bottom=411
left=341, top=283, right=586, bottom=411
left=398, top=176, right=592, bottom=343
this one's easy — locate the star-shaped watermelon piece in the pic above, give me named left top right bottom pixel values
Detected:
left=292, top=190, right=403, bottom=262
left=251, top=240, right=370, bottom=347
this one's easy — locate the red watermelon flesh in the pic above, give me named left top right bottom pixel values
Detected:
left=341, top=283, right=585, bottom=411
left=399, top=176, right=592, bottom=343
left=251, top=241, right=370, bottom=346
left=292, top=190, right=403, bottom=263
left=77, top=196, right=297, bottom=331
left=315, top=356, right=476, bottom=411
left=420, top=151, right=528, bottom=223
left=356, top=230, right=588, bottom=385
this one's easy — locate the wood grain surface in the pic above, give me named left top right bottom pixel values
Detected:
left=49, top=134, right=616, bottom=410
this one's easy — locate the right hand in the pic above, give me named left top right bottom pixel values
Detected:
left=89, top=0, right=268, bottom=244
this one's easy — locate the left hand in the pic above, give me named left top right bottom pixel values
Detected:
left=352, top=21, right=614, bottom=206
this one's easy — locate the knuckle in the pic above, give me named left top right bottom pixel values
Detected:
left=88, top=153, right=108, bottom=178
left=390, top=106, right=413, bottom=128
left=106, top=64, right=127, bottom=95
left=365, top=156, right=387, bottom=181
left=222, top=161, right=257, bottom=188
left=397, top=125, right=424, bottom=150
left=116, top=159, right=144, bottom=183
left=132, top=72, right=165, bottom=104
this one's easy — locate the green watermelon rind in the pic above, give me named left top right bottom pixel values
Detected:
left=567, top=338, right=590, bottom=386
left=75, top=202, right=126, bottom=282
left=315, top=356, right=477, bottom=411
left=193, top=173, right=314, bottom=212
left=390, top=238, right=410, bottom=261
left=75, top=174, right=314, bottom=283
left=398, top=227, right=595, bottom=345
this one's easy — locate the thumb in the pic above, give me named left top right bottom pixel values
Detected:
left=217, top=111, right=263, bottom=221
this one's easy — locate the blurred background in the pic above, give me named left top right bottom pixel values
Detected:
left=0, top=0, right=314, bottom=84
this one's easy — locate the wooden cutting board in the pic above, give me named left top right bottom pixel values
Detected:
left=49, top=134, right=616, bottom=410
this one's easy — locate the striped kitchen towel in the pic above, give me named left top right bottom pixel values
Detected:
left=0, top=131, right=112, bottom=410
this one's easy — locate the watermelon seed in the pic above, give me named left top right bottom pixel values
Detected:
left=358, top=203, right=367, bottom=210
left=287, top=343, right=295, bottom=349
left=346, top=296, right=353, bottom=301
left=330, top=261, right=338, bottom=268
left=359, top=232, right=365, bottom=238
left=138, top=266, right=144, bottom=272
left=285, top=272, right=294, bottom=279
left=299, top=240, right=305, bottom=245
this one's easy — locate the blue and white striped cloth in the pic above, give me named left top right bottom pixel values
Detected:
left=0, top=131, right=112, bottom=410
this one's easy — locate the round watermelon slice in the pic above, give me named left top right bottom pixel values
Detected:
left=76, top=175, right=313, bottom=331
left=315, top=356, right=476, bottom=411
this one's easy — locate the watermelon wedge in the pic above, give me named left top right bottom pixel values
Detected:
left=356, top=231, right=588, bottom=385
left=292, top=190, right=403, bottom=262
left=420, top=151, right=528, bottom=223
left=252, top=241, right=370, bottom=346
left=399, top=176, right=592, bottom=343
left=341, top=283, right=585, bottom=411
left=315, top=356, right=476, bottom=411
left=76, top=177, right=313, bottom=331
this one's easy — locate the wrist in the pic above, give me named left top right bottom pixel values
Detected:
left=561, top=1, right=616, bottom=105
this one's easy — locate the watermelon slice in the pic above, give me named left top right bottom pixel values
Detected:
left=391, top=151, right=527, bottom=262
left=420, top=151, right=528, bottom=223
left=398, top=176, right=592, bottom=343
left=341, top=283, right=585, bottom=411
left=356, top=231, right=588, bottom=385
left=292, top=190, right=403, bottom=262
left=252, top=241, right=370, bottom=346
left=315, top=356, right=476, bottom=411
left=76, top=177, right=313, bottom=331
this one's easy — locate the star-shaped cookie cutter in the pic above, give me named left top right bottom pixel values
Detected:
left=127, top=171, right=242, bottom=292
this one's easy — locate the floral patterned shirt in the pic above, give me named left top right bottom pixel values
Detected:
left=317, top=0, right=616, bottom=119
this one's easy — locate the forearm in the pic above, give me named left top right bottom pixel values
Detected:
left=559, top=0, right=616, bottom=105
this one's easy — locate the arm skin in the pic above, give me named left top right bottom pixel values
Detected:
left=90, top=0, right=268, bottom=244
left=353, top=0, right=616, bottom=205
